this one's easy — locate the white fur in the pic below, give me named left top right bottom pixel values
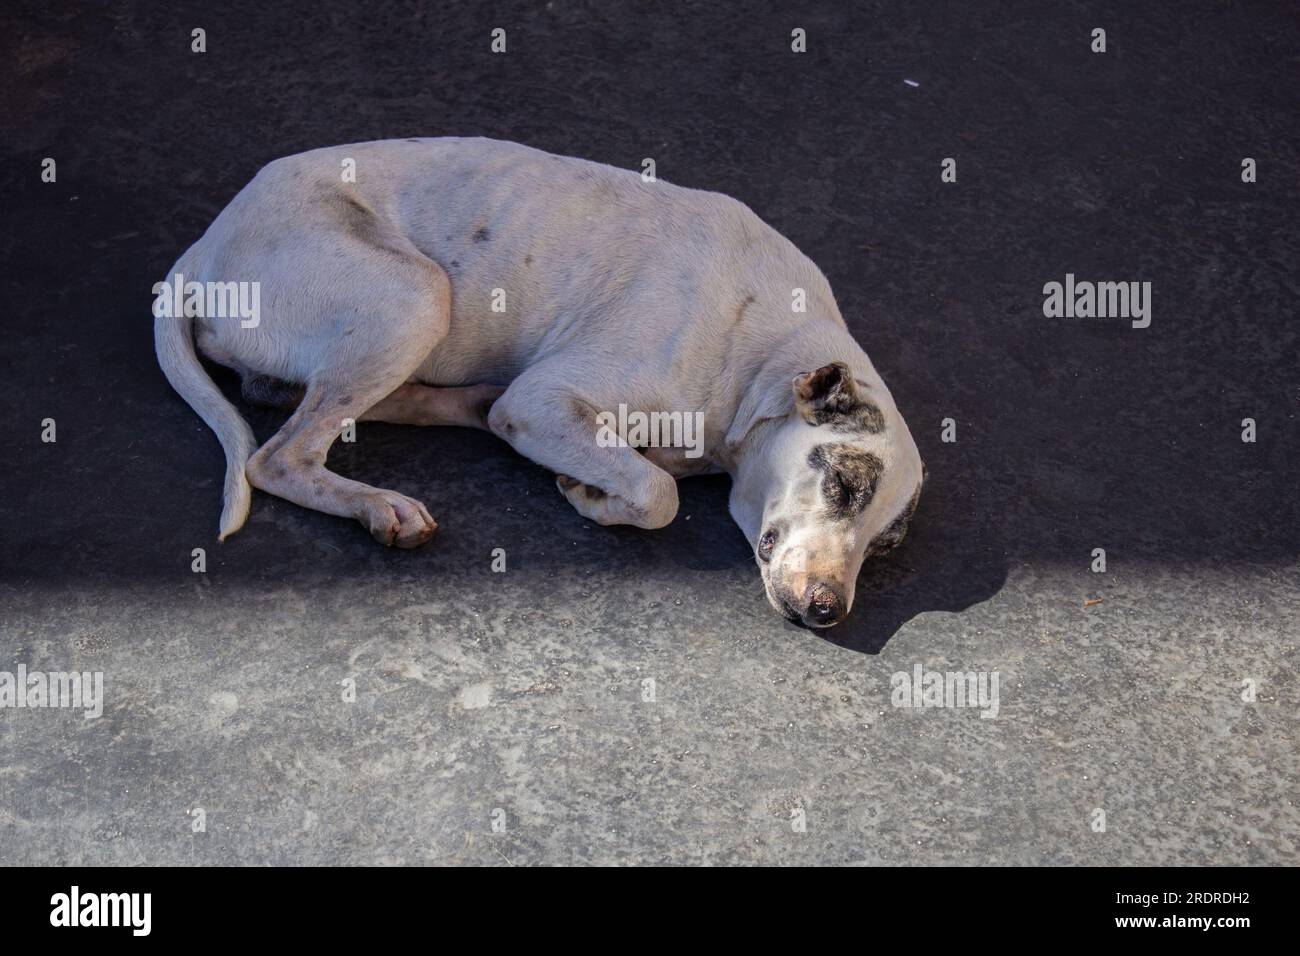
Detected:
left=154, top=137, right=922, bottom=624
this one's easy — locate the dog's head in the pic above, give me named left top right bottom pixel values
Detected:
left=728, top=361, right=923, bottom=628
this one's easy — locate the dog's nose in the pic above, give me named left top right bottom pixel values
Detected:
left=803, top=583, right=846, bottom=627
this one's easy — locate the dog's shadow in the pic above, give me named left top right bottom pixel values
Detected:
left=239, top=383, right=1006, bottom=656
left=822, top=530, right=1007, bottom=655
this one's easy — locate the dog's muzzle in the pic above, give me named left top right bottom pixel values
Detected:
left=804, top=583, right=846, bottom=627
left=775, top=581, right=848, bottom=628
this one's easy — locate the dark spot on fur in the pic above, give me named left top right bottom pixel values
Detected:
left=337, top=394, right=354, bottom=406
left=472, top=226, right=491, bottom=243
left=274, top=465, right=288, bottom=480
left=255, top=435, right=285, bottom=460
left=808, top=442, right=883, bottom=520
left=828, top=401, right=885, bottom=434
left=734, top=294, right=756, bottom=327
left=870, top=484, right=922, bottom=553
left=796, top=362, right=886, bottom=434
left=524, top=255, right=534, bottom=265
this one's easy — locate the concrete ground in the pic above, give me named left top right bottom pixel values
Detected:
left=1, top=1, right=1296, bottom=865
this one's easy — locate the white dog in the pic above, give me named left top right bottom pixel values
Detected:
left=155, top=138, right=924, bottom=627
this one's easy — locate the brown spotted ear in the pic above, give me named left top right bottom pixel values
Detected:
left=792, top=362, right=857, bottom=424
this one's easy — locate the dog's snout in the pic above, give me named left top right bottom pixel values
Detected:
left=803, top=583, right=846, bottom=627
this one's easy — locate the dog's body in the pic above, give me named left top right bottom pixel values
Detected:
left=156, top=137, right=923, bottom=626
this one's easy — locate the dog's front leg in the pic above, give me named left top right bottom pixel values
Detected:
left=488, top=372, right=678, bottom=529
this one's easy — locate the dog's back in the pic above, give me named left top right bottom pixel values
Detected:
left=183, top=137, right=836, bottom=387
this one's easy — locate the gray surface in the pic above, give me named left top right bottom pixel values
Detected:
left=3, top=551, right=1296, bottom=865
left=1, top=0, right=1297, bottom=865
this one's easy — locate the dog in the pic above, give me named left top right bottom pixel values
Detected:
left=155, top=137, right=924, bottom=628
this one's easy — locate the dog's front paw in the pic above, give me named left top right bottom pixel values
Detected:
left=555, top=474, right=606, bottom=499
left=558, top=473, right=636, bottom=526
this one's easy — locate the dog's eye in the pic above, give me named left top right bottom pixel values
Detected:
left=758, top=528, right=778, bottom=562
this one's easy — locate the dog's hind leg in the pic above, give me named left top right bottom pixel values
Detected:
left=487, top=368, right=679, bottom=529
left=360, top=383, right=505, bottom=430
left=245, top=265, right=452, bottom=548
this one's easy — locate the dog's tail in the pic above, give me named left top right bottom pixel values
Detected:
left=154, top=299, right=257, bottom=541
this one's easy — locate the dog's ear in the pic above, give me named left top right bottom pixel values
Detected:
left=792, top=362, right=857, bottom=424
left=725, top=378, right=794, bottom=449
